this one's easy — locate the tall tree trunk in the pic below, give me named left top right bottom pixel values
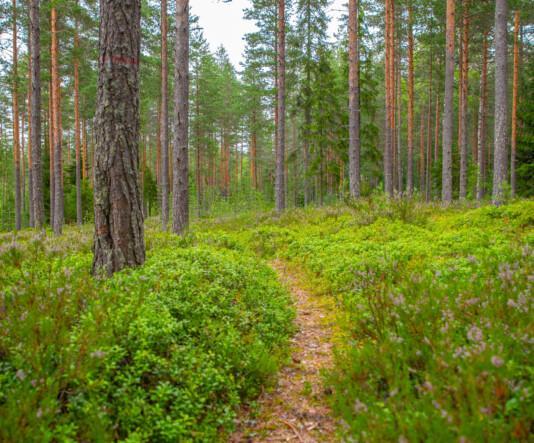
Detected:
left=195, top=69, right=202, bottom=217
left=12, top=0, right=21, bottom=230
left=160, top=0, right=169, bottom=229
left=419, top=111, right=425, bottom=192
left=384, top=0, right=395, bottom=197
left=82, top=117, right=87, bottom=180
left=476, top=33, right=489, bottom=201
left=396, top=60, right=403, bottom=193
left=348, top=0, right=360, bottom=198
left=434, top=95, right=440, bottom=163
left=74, top=9, right=82, bottom=225
left=173, top=0, right=189, bottom=234
left=425, top=59, right=433, bottom=201
left=93, top=0, right=145, bottom=276
left=250, top=111, right=257, bottom=189
left=442, top=0, right=455, bottom=203
left=27, top=78, right=33, bottom=228
left=49, top=82, right=54, bottom=225
left=459, top=0, right=469, bottom=199
left=492, top=0, right=509, bottom=204
left=275, top=0, right=286, bottom=212
left=510, top=10, right=519, bottom=197
left=51, top=7, right=63, bottom=234
left=407, top=1, right=414, bottom=195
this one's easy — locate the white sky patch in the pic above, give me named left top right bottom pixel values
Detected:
left=191, top=0, right=347, bottom=67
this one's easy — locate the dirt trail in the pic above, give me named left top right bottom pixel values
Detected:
left=231, top=260, right=338, bottom=442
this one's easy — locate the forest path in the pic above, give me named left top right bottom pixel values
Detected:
left=231, top=260, right=338, bottom=442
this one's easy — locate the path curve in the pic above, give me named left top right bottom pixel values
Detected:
left=231, top=260, right=337, bottom=442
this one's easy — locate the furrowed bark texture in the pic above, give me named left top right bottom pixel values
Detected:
left=93, top=0, right=145, bottom=276
left=172, top=0, right=189, bottom=234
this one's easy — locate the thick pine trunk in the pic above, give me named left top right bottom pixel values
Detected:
left=74, top=11, right=82, bottom=225
left=275, top=0, right=286, bottom=212
left=160, top=0, right=169, bottom=229
left=459, top=0, right=469, bottom=199
left=407, top=2, right=414, bottom=195
left=172, top=0, right=189, bottom=234
left=93, top=0, right=145, bottom=276
left=442, top=0, right=455, bottom=203
left=348, top=0, right=360, bottom=198
left=510, top=11, right=519, bottom=197
left=51, top=7, right=63, bottom=234
left=12, top=0, right=21, bottom=231
left=476, top=32, right=489, bottom=201
left=492, top=0, right=508, bottom=204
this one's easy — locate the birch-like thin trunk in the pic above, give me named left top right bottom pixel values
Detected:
left=74, top=9, right=82, bottom=225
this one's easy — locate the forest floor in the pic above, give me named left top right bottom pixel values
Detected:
left=232, top=260, right=339, bottom=442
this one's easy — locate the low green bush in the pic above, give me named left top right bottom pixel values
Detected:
left=0, top=230, right=294, bottom=442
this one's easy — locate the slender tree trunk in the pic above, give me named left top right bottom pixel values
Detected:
left=251, top=111, right=257, bottom=189
left=492, top=0, right=509, bottom=204
left=160, top=0, right=169, bottom=229
left=49, top=82, right=54, bottom=225
left=173, top=0, right=189, bottom=234
left=12, top=0, right=21, bottom=230
left=396, top=60, right=403, bottom=193
left=275, top=0, right=286, bottom=212
left=93, top=0, right=145, bottom=276
left=459, top=0, right=469, bottom=199
left=510, top=10, right=519, bottom=197
left=419, top=111, right=425, bottom=192
left=476, top=32, right=489, bottom=201
left=348, top=0, right=360, bottom=198
left=74, top=9, right=82, bottom=225
left=434, top=95, right=440, bottom=164
left=51, top=7, right=63, bottom=234
left=407, top=2, right=414, bottom=195
left=82, top=117, right=87, bottom=180
left=28, top=81, right=33, bottom=228
left=384, top=0, right=395, bottom=196
left=426, top=61, right=433, bottom=201
left=442, top=0, right=455, bottom=203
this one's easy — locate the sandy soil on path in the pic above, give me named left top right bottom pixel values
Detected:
left=231, top=260, right=338, bottom=442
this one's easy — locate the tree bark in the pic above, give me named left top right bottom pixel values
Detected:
left=442, top=0, right=455, bottom=203
left=476, top=32, right=489, bottom=201
left=384, top=0, right=395, bottom=197
left=74, top=8, right=82, bottom=225
left=459, top=0, right=469, bottom=199
left=173, top=0, right=189, bottom=234
left=492, top=0, right=508, bottom=205
left=407, top=2, right=414, bottom=195
left=160, top=0, right=169, bottom=229
left=93, top=0, right=145, bottom=276
left=510, top=10, right=519, bottom=197
left=51, top=7, right=63, bottom=234
left=12, top=0, right=21, bottom=230
left=275, top=0, right=286, bottom=211
left=348, top=0, right=360, bottom=198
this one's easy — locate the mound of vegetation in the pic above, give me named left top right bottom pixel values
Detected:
left=0, top=229, right=294, bottom=441
left=204, top=199, right=533, bottom=441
